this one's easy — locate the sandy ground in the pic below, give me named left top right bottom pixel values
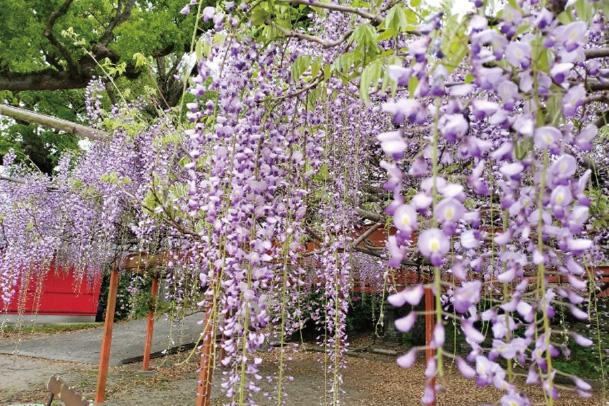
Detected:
left=2, top=343, right=607, bottom=406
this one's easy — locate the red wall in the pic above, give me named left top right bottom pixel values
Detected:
left=1, top=265, right=102, bottom=316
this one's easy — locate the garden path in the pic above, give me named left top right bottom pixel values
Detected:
left=0, top=312, right=203, bottom=365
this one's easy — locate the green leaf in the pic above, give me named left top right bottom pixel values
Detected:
left=332, top=51, right=357, bottom=76
left=132, top=52, right=148, bottom=68
left=314, top=163, right=330, bottom=182
left=515, top=137, right=533, bottom=160
left=169, top=183, right=188, bottom=200
left=574, top=0, right=592, bottom=22
left=384, top=5, right=407, bottom=34
left=323, top=64, right=332, bottom=80
left=408, top=75, right=419, bottom=96
left=557, top=11, right=573, bottom=24
left=441, top=16, right=468, bottom=72
left=160, top=131, right=183, bottom=146
left=307, top=86, right=322, bottom=110
left=359, top=58, right=383, bottom=102
left=377, top=29, right=395, bottom=42
left=351, top=24, right=378, bottom=56
left=101, top=171, right=120, bottom=185
left=546, top=93, right=563, bottom=126
left=142, top=190, right=157, bottom=213
left=404, top=8, right=418, bottom=26
left=251, top=7, right=270, bottom=26
left=195, top=36, right=212, bottom=60
left=531, top=37, right=551, bottom=73
left=310, top=57, right=322, bottom=78
left=291, top=55, right=312, bottom=82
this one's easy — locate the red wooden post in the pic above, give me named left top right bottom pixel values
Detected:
left=95, top=266, right=119, bottom=404
left=142, top=276, right=159, bottom=370
left=424, top=286, right=436, bottom=406
left=195, top=307, right=214, bottom=406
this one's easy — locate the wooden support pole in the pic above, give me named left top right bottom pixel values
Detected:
left=142, top=276, right=159, bottom=371
left=195, top=307, right=214, bottom=406
left=95, top=266, right=119, bottom=405
left=424, top=286, right=436, bottom=406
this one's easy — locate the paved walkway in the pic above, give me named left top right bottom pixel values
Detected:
left=0, top=312, right=203, bottom=365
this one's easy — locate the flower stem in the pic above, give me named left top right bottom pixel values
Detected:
left=431, top=98, right=443, bottom=377
left=537, top=151, right=554, bottom=405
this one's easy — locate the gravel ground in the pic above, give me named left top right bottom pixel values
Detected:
left=2, top=347, right=608, bottom=406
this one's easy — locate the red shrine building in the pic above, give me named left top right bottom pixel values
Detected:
left=0, top=265, right=102, bottom=323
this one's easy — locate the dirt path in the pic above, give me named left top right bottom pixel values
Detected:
left=2, top=346, right=607, bottom=405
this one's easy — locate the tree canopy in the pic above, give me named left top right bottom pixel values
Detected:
left=0, top=0, right=205, bottom=171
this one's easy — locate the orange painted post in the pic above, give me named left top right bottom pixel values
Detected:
left=95, top=266, right=120, bottom=405
left=424, top=286, right=436, bottom=406
left=195, top=307, right=214, bottom=406
left=142, top=276, right=159, bottom=371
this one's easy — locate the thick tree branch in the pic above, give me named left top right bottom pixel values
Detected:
left=356, top=208, right=383, bottom=223
left=585, top=48, right=609, bottom=60
left=275, top=24, right=352, bottom=48
left=353, top=245, right=422, bottom=267
left=0, top=174, right=59, bottom=192
left=99, top=0, right=137, bottom=46
left=0, top=104, right=108, bottom=140
left=587, top=81, right=609, bottom=92
left=583, top=93, right=609, bottom=105
left=44, top=0, right=79, bottom=74
left=596, top=110, right=609, bottom=128
left=41, top=49, right=64, bottom=71
left=0, top=175, right=25, bottom=184
left=0, top=0, right=138, bottom=93
left=0, top=69, right=90, bottom=92
left=277, top=0, right=383, bottom=25
left=352, top=223, right=382, bottom=248
left=260, top=74, right=324, bottom=107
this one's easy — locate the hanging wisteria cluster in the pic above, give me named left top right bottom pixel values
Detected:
left=376, top=2, right=608, bottom=405
left=1, top=0, right=609, bottom=405
left=0, top=107, right=182, bottom=308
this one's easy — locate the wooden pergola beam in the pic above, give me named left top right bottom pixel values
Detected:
left=118, top=251, right=171, bottom=273
left=0, top=103, right=108, bottom=140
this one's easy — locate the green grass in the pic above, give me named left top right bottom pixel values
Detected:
left=0, top=322, right=100, bottom=337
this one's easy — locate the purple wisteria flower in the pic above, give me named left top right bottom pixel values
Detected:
left=563, top=85, right=586, bottom=117
left=505, top=42, right=531, bottom=69
left=397, top=348, right=418, bottom=368
left=395, top=312, right=417, bottom=332
left=388, top=65, right=411, bottom=86
left=372, top=3, right=604, bottom=404
left=453, top=281, right=482, bottom=313
left=550, top=62, right=573, bottom=84
left=393, top=204, right=418, bottom=234
left=418, top=228, right=449, bottom=266
left=383, top=98, right=425, bottom=125
left=436, top=197, right=465, bottom=225
left=377, top=131, right=407, bottom=159
left=202, top=6, right=215, bottom=21
left=534, top=126, right=561, bottom=150
left=388, top=284, right=424, bottom=307
left=557, top=21, right=587, bottom=51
